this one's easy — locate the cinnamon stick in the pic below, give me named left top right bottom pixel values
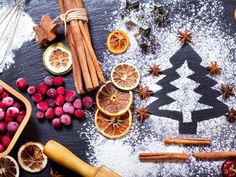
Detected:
left=163, top=138, right=211, bottom=145
left=63, top=0, right=93, bottom=91
left=139, top=152, right=189, bottom=161
left=57, top=0, right=85, bottom=93
left=193, top=152, right=236, bottom=160
left=73, top=0, right=106, bottom=83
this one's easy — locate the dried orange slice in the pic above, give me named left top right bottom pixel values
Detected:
left=17, top=142, right=48, bottom=173
left=96, top=81, right=133, bottom=116
left=111, top=63, right=140, bottom=90
left=107, top=30, right=130, bottom=54
left=95, top=109, right=132, bottom=139
left=0, top=156, right=19, bottom=177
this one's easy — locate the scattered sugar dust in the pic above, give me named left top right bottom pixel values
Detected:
left=80, top=0, right=236, bottom=176
left=0, top=1, right=35, bottom=73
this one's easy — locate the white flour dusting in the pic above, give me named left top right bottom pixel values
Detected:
left=80, top=0, right=236, bottom=176
left=0, top=3, right=35, bottom=73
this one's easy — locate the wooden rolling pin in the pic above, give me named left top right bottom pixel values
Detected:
left=43, top=140, right=121, bottom=177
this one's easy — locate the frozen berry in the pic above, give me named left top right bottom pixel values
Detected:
left=82, top=96, right=93, bottom=109
left=56, top=86, right=65, bottom=95
left=73, top=99, right=82, bottom=109
left=37, top=102, right=48, bottom=112
left=19, top=109, right=26, bottom=116
left=45, top=107, right=54, bottom=120
left=74, top=109, right=85, bottom=119
left=38, top=82, right=48, bottom=95
left=16, top=78, right=27, bottom=90
left=36, top=111, right=44, bottom=120
left=63, top=102, right=74, bottom=115
left=60, top=114, right=71, bottom=126
left=54, top=107, right=64, bottom=117
left=7, top=107, right=19, bottom=118
left=12, top=102, right=20, bottom=109
left=0, top=122, right=7, bottom=132
left=54, top=76, right=64, bottom=87
left=47, top=88, right=58, bottom=99
left=2, top=91, right=9, bottom=98
left=52, top=118, right=61, bottom=128
left=0, top=86, right=4, bottom=95
left=7, top=122, right=19, bottom=133
left=4, top=113, right=14, bottom=123
left=65, top=90, right=77, bottom=102
left=48, top=99, right=56, bottom=108
left=27, top=86, right=37, bottom=95
left=0, top=108, right=4, bottom=120
left=44, top=76, right=54, bottom=87
left=1, top=135, right=11, bottom=147
left=31, top=93, right=43, bottom=103
left=16, top=114, right=24, bottom=124
left=0, top=144, right=4, bottom=153
left=2, top=97, right=14, bottom=108
left=56, top=95, right=65, bottom=106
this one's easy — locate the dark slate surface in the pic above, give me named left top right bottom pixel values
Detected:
left=0, top=0, right=235, bottom=177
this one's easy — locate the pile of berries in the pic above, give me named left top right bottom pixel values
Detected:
left=0, top=85, right=26, bottom=152
left=16, top=76, right=93, bottom=128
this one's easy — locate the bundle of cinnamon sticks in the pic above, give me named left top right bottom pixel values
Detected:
left=57, top=0, right=105, bottom=94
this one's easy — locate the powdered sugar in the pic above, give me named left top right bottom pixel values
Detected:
left=0, top=2, right=35, bottom=73
left=80, top=0, right=236, bottom=176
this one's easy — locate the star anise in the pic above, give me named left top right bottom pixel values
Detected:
left=136, top=86, right=153, bottom=100
left=207, top=61, right=222, bottom=75
left=136, top=107, right=150, bottom=122
left=177, top=28, right=192, bottom=44
left=148, top=64, right=162, bottom=77
left=50, top=167, right=64, bottom=177
left=220, top=84, right=235, bottom=100
left=225, top=107, right=236, bottom=122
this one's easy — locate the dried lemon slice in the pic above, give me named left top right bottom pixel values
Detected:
left=17, top=142, right=48, bottom=173
left=43, top=43, right=72, bottom=75
left=0, top=156, right=19, bottom=177
left=111, top=63, right=140, bottom=90
left=96, top=81, right=133, bottom=117
left=95, top=109, right=132, bottom=139
left=107, top=30, right=130, bottom=54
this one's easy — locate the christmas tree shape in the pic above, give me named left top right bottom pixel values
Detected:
left=147, top=44, right=228, bottom=134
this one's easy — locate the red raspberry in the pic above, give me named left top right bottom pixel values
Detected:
left=60, top=114, right=71, bottom=126
left=65, top=90, right=77, bottom=102
left=48, top=99, right=56, bottom=108
left=0, top=122, right=7, bottom=132
left=7, top=107, right=19, bottom=118
left=82, top=96, right=93, bottom=109
left=45, top=107, right=54, bottom=120
left=0, top=86, right=4, bottom=95
left=7, top=122, right=19, bottom=133
left=44, top=76, right=54, bottom=87
left=47, top=88, right=58, bottom=99
left=16, top=78, right=28, bottom=90
left=31, top=93, right=43, bottom=103
left=2, top=97, right=14, bottom=108
left=2, top=91, right=9, bottom=98
left=74, top=109, right=85, bottom=119
left=53, top=76, right=64, bottom=87
left=36, top=111, right=44, bottom=120
left=73, top=99, right=82, bottom=109
left=52, top=118, right=61, bottom=128
left=56, top=95, right=65, bottom=106
left=27, top=86, right=37, bottom=95
left=54, top=107, right=64, bottom=117
left=56, top=86, right=65, bottom=95
left=4, top=113, right=14, bottom=123
left=1, top=135, right=11, bottom=147
left=63, top=102, right=74, bottom=115
left=37, top=102, right=48, bottom=112
left=38, top=82, right=48, bottom=95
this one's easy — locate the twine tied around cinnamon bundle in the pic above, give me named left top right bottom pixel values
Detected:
left=52, top=8, right=88, bottom=34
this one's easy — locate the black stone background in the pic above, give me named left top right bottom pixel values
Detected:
left=0, top=0, right=235, bottom=176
